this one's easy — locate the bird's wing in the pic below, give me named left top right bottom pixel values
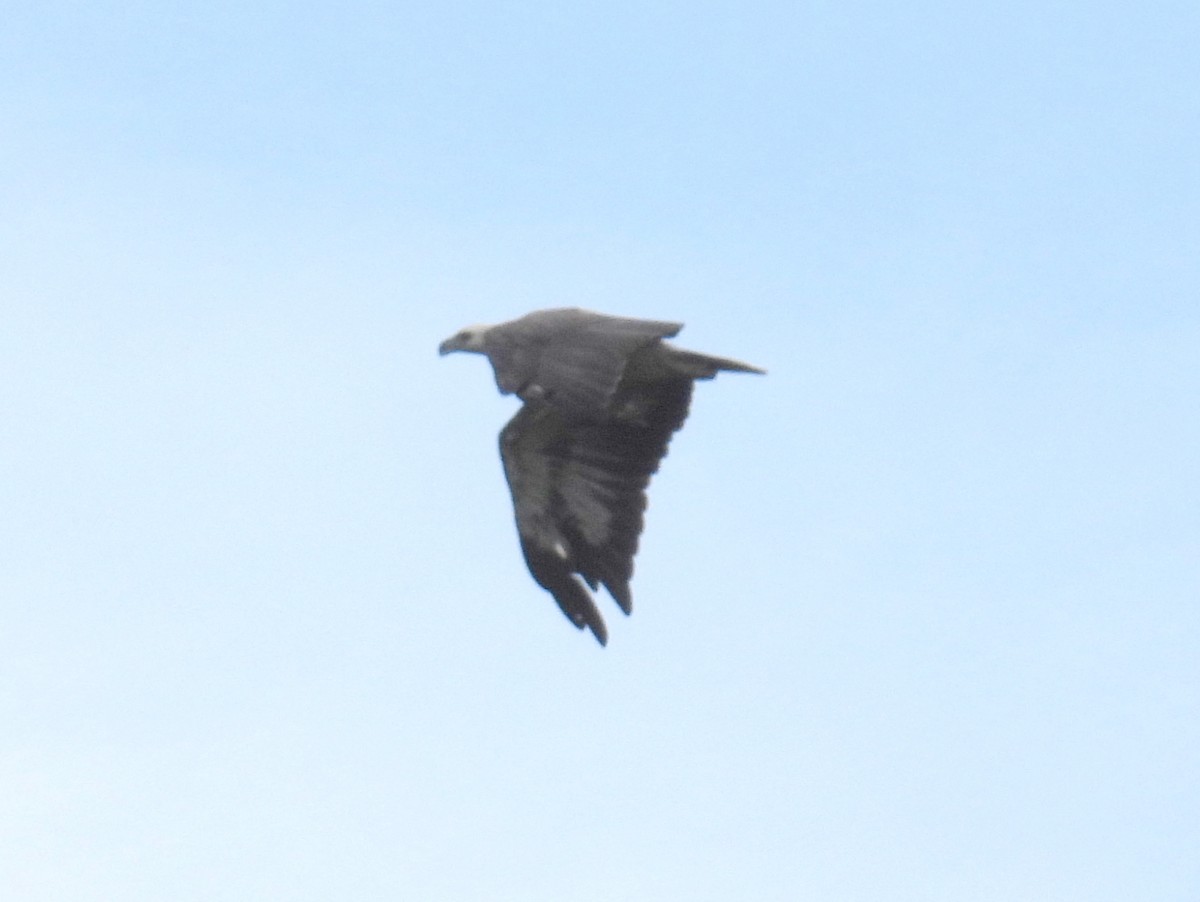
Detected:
left=498, top=378, right=693, bottom=645
left=490, top=309, right=684, bottom=419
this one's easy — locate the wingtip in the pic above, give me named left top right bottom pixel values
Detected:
left=608, top=582, right=633, bottom=617
left=573, top=611, right=608, bottom=646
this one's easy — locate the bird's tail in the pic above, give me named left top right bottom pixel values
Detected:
left=663, top=346, right=766, bottom=379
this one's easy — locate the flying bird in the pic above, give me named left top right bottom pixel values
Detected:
left=439, top=307, right=764, bottom=645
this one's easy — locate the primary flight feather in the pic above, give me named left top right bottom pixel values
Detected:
left=439, top=307, right=763, bottom=645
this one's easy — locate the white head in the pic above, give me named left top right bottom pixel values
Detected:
left=438, top=323, right=491, bottom=356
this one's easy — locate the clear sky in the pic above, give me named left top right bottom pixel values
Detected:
left=3, top=2, right=1198, bottom=900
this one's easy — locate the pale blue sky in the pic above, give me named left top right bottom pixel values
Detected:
left=3, top=3, right=1198, bottom=900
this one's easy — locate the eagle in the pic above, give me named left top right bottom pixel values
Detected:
left=439, top=307, right=763, bottom=645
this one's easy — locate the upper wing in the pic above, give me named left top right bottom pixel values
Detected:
left=498, top=378, right=693, bottom=645
left=488, top=309, right=683, bottom=420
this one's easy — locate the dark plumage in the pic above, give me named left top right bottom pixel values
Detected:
left=439, top=307, right=763, bottom=645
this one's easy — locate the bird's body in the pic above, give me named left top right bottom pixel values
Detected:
left=439, top=307, right=763, bottom=645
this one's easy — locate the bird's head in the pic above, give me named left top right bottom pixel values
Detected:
left=438, top=324, right=490, bottom=356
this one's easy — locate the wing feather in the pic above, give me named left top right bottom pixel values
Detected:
left=499, top=378, right=693, bottom=644
left=488, top=309, right=684, bottom=419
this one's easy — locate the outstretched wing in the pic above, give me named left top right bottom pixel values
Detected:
left=498, top=378, right=693, bottom=645
left=487, top=309, right=684, bottom=420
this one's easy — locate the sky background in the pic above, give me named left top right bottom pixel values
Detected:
left=3, top=2, right=1198, bottom=899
